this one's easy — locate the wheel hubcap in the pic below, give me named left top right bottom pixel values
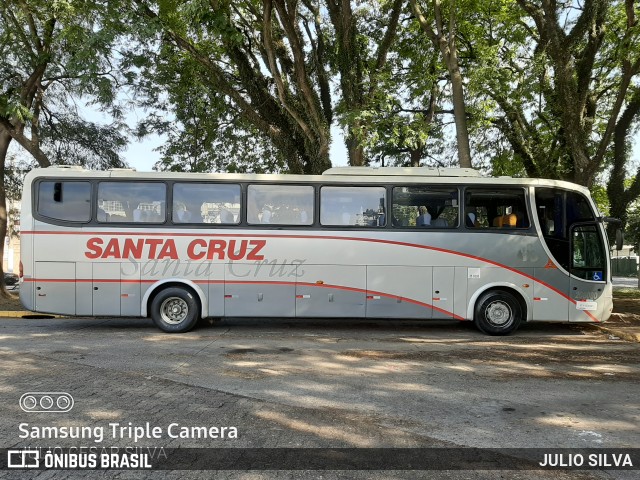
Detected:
left=160, top=297, right=188, bottom=325
left=485, top=301, right=512, bottom=326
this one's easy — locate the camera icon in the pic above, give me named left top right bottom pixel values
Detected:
left=7, top=449, right=40, bottom=468
left=20, top=392, right=74, bottom=413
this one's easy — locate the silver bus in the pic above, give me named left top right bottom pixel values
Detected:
left=19, top=166, right=615, bottom=335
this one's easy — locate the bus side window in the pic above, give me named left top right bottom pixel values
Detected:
left=248, top=184, right=314, bottom=226
left=391, top=186, right=458, bottom=228
left=321, top=186, right=386, bottom=227
left=98, top=182, right=166, bottom=223
left=466, top=188, right=529, bottom=229
left=37, top=181, right=91, bottom=222
left=173, top=183, right=241, bottom=225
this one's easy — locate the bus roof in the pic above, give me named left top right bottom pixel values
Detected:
left=24, top=165, right=591, bottom=195
left=323, top=167, right=483, bottom=177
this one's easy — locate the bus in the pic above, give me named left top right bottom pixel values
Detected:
left=19, top=165, right=618, bottom=335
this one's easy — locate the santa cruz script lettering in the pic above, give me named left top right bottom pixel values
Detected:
left=85, top=237, right=266, bottom=261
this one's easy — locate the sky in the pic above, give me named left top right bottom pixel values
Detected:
left=122, top=125, right=350, bottom=172
left=121, top=122, right=640, bottom=175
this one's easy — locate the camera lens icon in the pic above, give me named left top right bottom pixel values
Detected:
left=20, top=392, right=74, bottom=413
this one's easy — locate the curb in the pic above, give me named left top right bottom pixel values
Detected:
left=0, top=310, right=36, bottom=317
left=0, top=310, right=60, bottom=318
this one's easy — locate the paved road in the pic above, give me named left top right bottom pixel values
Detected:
left=0, top=316, right=638, bottom=479
left=613, top=276, right=639, bottom=289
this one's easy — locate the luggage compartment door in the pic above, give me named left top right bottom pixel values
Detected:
left=93, top=263, right=121, bottom=316
left=366, top=266, right=432, bottom=319
left=432, top=267, right=455, bottom=319
left=35, top=262, right=76, bottom=315
left=297, top=265, right=366, bottom=317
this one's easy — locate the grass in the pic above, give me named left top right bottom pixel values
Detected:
left=613, top=288, right=640, bottom=299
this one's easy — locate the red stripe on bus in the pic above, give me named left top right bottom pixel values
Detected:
left=23, top=278, right=465, bottom=320
left=23, top=278, right=152, bottom=284
left=21, top=230, right=599, bottom=321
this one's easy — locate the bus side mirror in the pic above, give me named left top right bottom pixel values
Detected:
left=600, top=217, right=623, bottom=250
left=616, top=228, right=624, bottom=251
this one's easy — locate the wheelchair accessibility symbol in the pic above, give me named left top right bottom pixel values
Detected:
left=592, top=272, right=603, bottom=281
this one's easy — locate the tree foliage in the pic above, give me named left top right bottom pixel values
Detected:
left=410, top=0, right=472, bottom=168
left=125, top=0, right=407, bottom=173
left=0, top=0, right=129, bottom=167
left=473, top=0, right=640, bottom=189
left=0, top=0, right=129, bottom=295
left=131, top=27, right=287, bottom=173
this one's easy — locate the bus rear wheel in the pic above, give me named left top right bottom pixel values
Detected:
left=474, top=290, right=522, bottom=335
left=151, top=287, right=200, bottom=333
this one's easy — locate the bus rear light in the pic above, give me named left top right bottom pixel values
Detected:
left=19, top=261, right=23, bottom=278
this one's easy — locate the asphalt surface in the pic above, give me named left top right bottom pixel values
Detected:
left=613, top=277, right=640, bottom=289
left=0, top=315, right=638, bottom=479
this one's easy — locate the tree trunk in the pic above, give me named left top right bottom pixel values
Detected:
left=410, top=149, right=422, bottom=167
left=346, top=130, right=366, bottom=166
left=410, top=0, right=472, bottom=169
left=0, top=131, right=15, bottom=298
left=607, top=88, right=640, bottom=232
left=448, top=57, right=472, bottom=168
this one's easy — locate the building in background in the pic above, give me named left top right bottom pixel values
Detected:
left=3, top=198, right=20, bottom=275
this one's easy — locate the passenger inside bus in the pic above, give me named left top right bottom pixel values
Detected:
left=174, top=202, right=192, bottom=222
left=538, top=206, right=556, bottom=236
left=416, top=206, right=431, bottom=227
left=261, top=206, right=272, bottom=224
left=247, top=197, right=261, bottom=224
left=431, top=215, right=448, bottom=227
left=466, top=212, right=477, bottom=227
left=492, top=206, right=517, bottom=227
left=97, top=206, right=109, bottom=222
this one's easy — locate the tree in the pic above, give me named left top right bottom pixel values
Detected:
left=410, top=0, right=473, bottom=168
left=0, top=0, right=129, bottom=296
left=127, top=0, right=405, bottom=173
left=327, top=0, right=404, bottom=166
left=343, top=9, right=450, bottom=168
left=132, top=33, right=288, bottom=173
left=483, top=0, right=640, bottom=189
left=605, top=2, right=640, bottom=230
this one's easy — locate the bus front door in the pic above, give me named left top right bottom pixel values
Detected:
left=569, top=223, right=607, bottom=322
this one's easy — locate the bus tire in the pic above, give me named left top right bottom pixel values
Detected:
left=150, top=287, right=200, bottom=333
left=474, top=290, right=522, bottom=335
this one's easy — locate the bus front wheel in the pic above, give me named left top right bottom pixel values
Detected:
left=474, top=290, right=522, bottom=335
left=150, top=287, right=200, bottom=333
